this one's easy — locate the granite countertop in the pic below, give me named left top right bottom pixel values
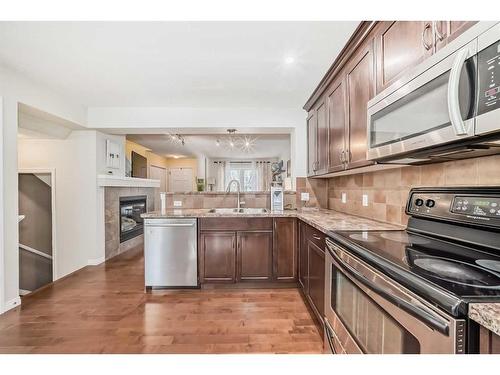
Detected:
left=142, top=207, right=403, bottom=232
left=469, top=303, right=500, bottom=336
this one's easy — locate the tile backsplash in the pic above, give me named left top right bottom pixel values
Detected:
left=326, top=155, right=500, bottom=226
left=163, top=191, right=296, bottom=210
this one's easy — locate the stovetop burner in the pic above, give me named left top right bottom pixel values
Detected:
left=411, top=256, right=500, bottom=288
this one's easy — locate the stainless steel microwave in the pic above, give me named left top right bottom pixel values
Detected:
left=367, top=22, right=500, bottom=164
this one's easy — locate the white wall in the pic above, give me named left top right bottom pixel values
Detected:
left=18, top=131, right=99, bottom=280
left=0, top=65, right=87, bottom=312
left=0, top=97, right=5, bottom=313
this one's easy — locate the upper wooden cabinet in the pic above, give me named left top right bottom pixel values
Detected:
left=435, top=21, right=476, bottom=51
left=375, top=21, right=433, bottom=93
left=345, top=40, right=375, bottom=169
left=326, top=77, right=347, bottom=173
left=304, top=21, right=477, bottom=177
left=307, top=111, right=317, bottom=176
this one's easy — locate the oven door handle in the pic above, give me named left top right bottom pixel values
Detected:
left=328, top=246, right=450, bottom=336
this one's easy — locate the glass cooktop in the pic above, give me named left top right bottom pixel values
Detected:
left=332, top=229, right=500, bottom=301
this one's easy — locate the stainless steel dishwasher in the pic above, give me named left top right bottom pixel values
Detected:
left=144, top=218, right=198, bottom=288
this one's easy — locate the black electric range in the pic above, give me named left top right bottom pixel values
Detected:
left=328, top=187, right=500, bottom=319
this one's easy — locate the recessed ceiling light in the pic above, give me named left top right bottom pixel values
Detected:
left=284, top=56, right=295, bottom=64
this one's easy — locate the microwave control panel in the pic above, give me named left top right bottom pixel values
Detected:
left=477, top=40, right=500, bottom=116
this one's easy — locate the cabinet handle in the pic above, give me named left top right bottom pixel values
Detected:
left=434, top=21, right=446, bottom=42
left=312, top=234, right=322, bottom=241
left=422, top=23, right=432, bottom=50
left=344, top=149, right=350, bottom=163
left=339, top=150, right=344, bottom=163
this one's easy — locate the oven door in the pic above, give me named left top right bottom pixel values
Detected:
left=367, top=38, right=477, bottom=162
left=324, top=239, right=466, bottom=354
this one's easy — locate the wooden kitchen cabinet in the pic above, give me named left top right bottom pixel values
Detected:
left=435, top=21, right=476, bottom=51
left=479, top=326, right=500, bottom=354
left=307, top=238, right=325, bottom=323
left=345, top=39, right=375, bottom=169
left=326, top=77, right=347, bottom=173
left=298, top=221, right=326, bottom=325
left=298, top=221, right=308, bottom=290
left=375, top=21, right=433, bottom=93
left=316, top=100, right=328, bottom=175
left=273, top=218, right=297, bottom=282
left=199, top=231, right=237, bottom=283
left=307, top=111, right=317, bottom=176
left=237, top=231, right=273, bottom=281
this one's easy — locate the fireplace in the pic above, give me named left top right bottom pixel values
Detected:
left=119, top=196, right=147, bottom=243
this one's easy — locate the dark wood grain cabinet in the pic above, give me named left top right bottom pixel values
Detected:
left=273, top=218, right=298, bottom=282
left=298, top=221, right=308, bottom=290
left=307, top=240, right=325, bottom=323
left=304, top=20, right=476, bottom=177
left=199, top=217, right=297, bottom=285
left=199, top=231, right=237, bottom=283
left=479, top=326, right=500, bottom=354
left=298, top=222, right=326, bottom=325
left=345, top=40, right=375, bottom=170
left=237, top=231, right=273, bottom=281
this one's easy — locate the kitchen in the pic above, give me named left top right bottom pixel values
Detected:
left=1, top=4, right=500, bottom=371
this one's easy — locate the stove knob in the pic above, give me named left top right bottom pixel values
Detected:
left=425, top=199, right=436, bottom=208
left=415, top=198, right=424, bottom=207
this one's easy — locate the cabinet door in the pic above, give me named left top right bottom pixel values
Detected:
left=298, top=221, right=308, bottom=291
left=199, top=232, right=236, bottom=283
left=346, top=40, right=375, bottom=169
left=273, top=218, right=297, bottom=282
left=307, top=111, right=317, bottom=176
left=375, top=21, right=433, bottom=93
left=435, top=21, right=477, bottom=51
left=327, top=78, right=347, bottom=173
left=308, top=240, right=325, bottom=323
left=479, top=326, right=500, bottom=354
left=237, top=231, right=273, bottom=281
left=316, top=100, right=328, bottom=175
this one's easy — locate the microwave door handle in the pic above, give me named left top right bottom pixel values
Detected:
left=327, top=246, right=450, bottom=335
left=447, top=48, right=470, bottom=136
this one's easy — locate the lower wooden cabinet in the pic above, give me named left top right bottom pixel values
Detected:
left=199, top=231, right=237, bottom=283
left=298, top=221, right=308, bottom=290
left=479, top=326, right=500, bottom=354
left=298, top=222, right=326, bottom=325
left=273, top=218, right=298, bottom=282
left=237, top=231, right=273, bottom=281
left=198, top=217, right=296, bottom=284
left=307, top=240, right=325, bottom=322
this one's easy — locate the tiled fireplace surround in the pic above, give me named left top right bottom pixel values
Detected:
left=299, top=154, right=500, bottom=226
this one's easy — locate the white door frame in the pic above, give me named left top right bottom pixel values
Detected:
left=18, top=168, right=58, bottom=281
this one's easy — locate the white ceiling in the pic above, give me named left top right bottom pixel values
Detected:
left=0, top=21, right=359, bottom=108
left=127, top=133, right=290, bottom=160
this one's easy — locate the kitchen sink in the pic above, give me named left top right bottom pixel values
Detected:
left=208, top=208, right=269, bottom=214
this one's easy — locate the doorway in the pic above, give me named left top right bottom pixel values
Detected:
left=168, top=168, right=193, bottom=192
left=149, top=165, right=167, bottom=210
left=18, top=169, right=56, bottom=296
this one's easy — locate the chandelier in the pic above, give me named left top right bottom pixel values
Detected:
left=165, top=133, right=185, bottom=146
left=216, top=129, right=257, bottom=153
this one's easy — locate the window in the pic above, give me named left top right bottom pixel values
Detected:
left=225, top=161, right=257, bottom=192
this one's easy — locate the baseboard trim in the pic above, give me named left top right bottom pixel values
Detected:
left=87, top=256, right=105, bottom=266
left=3, top=296, right=21, bottom=313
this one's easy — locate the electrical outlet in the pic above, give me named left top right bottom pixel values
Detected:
left=362, top=194, right=369, bottom=207
left=341, top=192, right=347, bottom=204
left=173, top=200, right=182, bottom=207
left=301, top=192, right=310, bottom=202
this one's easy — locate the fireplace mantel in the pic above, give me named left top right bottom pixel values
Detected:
left=97, top=174, right=160, bottom=188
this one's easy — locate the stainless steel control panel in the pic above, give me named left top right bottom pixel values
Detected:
left=407, top=188, right=500, bottom=227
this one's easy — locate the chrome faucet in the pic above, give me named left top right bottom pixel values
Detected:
left=226, top=179, right=243, bottom=209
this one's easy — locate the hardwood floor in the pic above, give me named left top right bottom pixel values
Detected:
left=0, top=246, right=324, bottom=354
